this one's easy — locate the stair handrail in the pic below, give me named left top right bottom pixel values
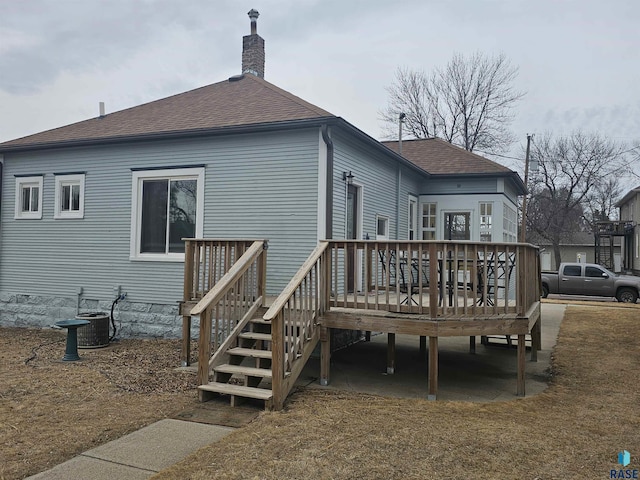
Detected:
left=263, top=241, right=329, bottom=321
left=265, top=241, right=329, bottom=410
left=191, top=240, right=267, bottom=316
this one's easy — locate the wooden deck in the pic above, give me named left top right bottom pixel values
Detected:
left=183, top=239, right=541, bottom=410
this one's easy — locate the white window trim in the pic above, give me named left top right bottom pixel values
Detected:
left=376, top=215, right=389, bottom=240
left=54, top=174, right=85, bottom=219
left=15, top=176, right=43, bottom=220
left=130, top=167, right=204, bottom=262
left=408, top=195, right=418, bottom=240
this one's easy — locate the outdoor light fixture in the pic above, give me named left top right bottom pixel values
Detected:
left=342, top=171, right=354, bottom=185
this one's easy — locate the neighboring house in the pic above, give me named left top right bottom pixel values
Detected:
left=528, top=232, right=598, bottom=271
left=615, top=186, right=640, bottom=274
left=0, top=13, right=525, bottom=337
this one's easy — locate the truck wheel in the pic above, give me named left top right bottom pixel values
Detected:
left=541, top=284, right=549, bottom=298
left=616, top=288, right=638, bottom=304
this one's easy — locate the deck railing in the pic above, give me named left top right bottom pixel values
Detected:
left=264, top=242, right=329, bottom=410
left=326, top=240, right=540, bottom=318
left=189, top=240, right=268, bottom=387
left=181, top=239, right=264, bottom=365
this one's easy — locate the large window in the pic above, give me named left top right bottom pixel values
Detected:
left=479, top=202, right=492, bottom=242
left=421, top=203, right=437, bottom=240
left=15, top=176, right=43, bottom=219
left=130, top=168, right=204, bottom=260
left=55, top=174, right=85, bottom=219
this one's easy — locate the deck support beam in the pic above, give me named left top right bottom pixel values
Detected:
left=320, top=326, right=331, bottom=386
left=517, top=333, right=526, bottom=397
left=387, top=333, right=396, bottom=374
left=530, top=317, right=541, bottom=362
left=181, top=315, right=192, bottom=367
left=428, top=336, right=438, bottom=400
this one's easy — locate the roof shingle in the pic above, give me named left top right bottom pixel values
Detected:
left=382, top=138, right=512, bottom=175
left=0, top=74, right=335, bottom=149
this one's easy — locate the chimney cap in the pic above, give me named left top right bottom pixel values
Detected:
left=248, top=9, right=259, bottom=21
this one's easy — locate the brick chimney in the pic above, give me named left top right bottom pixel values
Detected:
left=242, top=9, right=265, bottom=78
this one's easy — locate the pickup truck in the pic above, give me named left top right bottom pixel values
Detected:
left=541, top=263, right=640, bottom=303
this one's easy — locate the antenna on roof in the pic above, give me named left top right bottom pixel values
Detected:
left=99, top=102, right=105, bottom=118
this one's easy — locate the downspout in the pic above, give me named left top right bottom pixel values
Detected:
left=321, top=125, right=334, bottom=239
left=395, top=165, right=401, bottom=238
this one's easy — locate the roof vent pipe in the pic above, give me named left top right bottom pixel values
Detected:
left=99, top=102, right=105, bottom=118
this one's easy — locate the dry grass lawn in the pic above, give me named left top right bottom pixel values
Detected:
left=153, top=304, right=640, bottom=480
left=1, top=303, right=639, bottom=479
left=0, top=328, right=199, bottom=480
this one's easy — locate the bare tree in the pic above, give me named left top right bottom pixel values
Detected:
left=381, top=52, right=524, bottom=154
left=583, top=176, right=622, bottom=229
left=526, top=132, right=626, bottom=267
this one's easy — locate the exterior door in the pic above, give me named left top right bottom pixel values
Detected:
left=346, top=184, right=358, bottom=292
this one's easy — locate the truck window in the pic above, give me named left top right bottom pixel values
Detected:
left=563, top=265, right=582, bottom=276
left=585, top=266, right=605, bottom=277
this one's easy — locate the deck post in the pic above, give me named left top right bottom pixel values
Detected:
left=197, top=308, right=213, bottom=402
left=181, top=240, right=195, bottom=366
left=469, top=336, right=476, bottom=354
left=517, top=333, right=526, bottom=397
left=320, top=326, right=331, bottom=386
left=428, top=336, right=438, bottom=400
left=419, top=335, right=426, bottom=357
left=387, top=333, right=396, bottom=374
left=530, top=318, right=541, bottom=362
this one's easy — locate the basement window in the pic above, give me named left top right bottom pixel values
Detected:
left=130, top=167, right=204, bottom=261
left=15, top=176, right=43, bottom=219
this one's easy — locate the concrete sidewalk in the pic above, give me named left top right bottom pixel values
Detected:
left=26, top=303, right=565, bottom=479
left=26, top=419, right=235, bottom=480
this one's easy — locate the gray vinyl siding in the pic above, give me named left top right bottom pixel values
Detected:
left=422, top=177, right=497, bottom=195
left=0, top=129, right=320, bottom=305
left=331, top=130, right=425, bottom=242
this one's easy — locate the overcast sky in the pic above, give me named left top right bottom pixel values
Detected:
left=1, top=0, right=639, bottom=175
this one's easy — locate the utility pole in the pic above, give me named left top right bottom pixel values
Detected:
left=520, top=134, right=533, bottom=243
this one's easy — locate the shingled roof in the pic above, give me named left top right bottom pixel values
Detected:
left=382, top=138, right=512, bottom=175
left=0, top=74, right=335, bottom=150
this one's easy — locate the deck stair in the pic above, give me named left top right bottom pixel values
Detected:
left=198, top=315, right=279, bottom=408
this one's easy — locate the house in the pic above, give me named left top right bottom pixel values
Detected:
left=0, top=11, right=525, bottom=338
left=382, top=138, right=523, bottom=243
left=615, top=186, right=640, bottom=274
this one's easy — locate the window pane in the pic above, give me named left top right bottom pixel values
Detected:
left=585, top=267, right=604, bottom=278
left=71, top=184, right=80, bottom=211
left=62, top=185, right=71, bottom=211
left=563, top=266, right=581, bottom=276
left=30, top=187, right=39, bottom=212
left=22, top=187, right=31, bottom=212
left=168, top=179, right=197, bottom=253
left=140, top=180, right=168, bottom=253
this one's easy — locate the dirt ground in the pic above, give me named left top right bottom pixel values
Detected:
left=0, top=328, right=199, bottom=480
left=2, top=304, right=640, bottom=480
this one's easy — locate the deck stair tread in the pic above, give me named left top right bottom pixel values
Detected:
left=228, top=347, right=272, bottom=359
left=215, top=364, right=273, bottom=378
left=250, top=317, right=272, bottom=324
left=198, top=382, right=273, bottom=400
left=239, top=332, right=272, bottom=341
